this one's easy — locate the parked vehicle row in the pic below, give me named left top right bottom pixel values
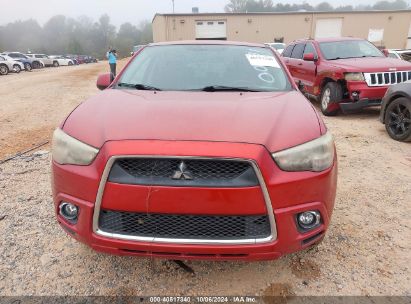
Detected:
left=0, top=52, right=98, bottom=75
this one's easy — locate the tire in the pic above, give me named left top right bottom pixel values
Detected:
left=68, top=61, right=73, bottom=66
left=13, top=64, right=21, bottom=73
left=0, top=64, right=9, bottom=75
left=53, top=61, right=59, bottom=67
left=384, top=97, right=411, bottom=142
left=32, top=61, right=40, bottom=69
left=320, top=82, right=341, bottom=116
left=24, top=63, right=32, bottom=71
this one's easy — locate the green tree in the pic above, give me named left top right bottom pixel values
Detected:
left=373, top=0, right=408, bottom=10
left=115, top=22, right=142, bottom=57
left=316, top=2, right=334, bottom=11
left=225, top=0, right=248, bottom=12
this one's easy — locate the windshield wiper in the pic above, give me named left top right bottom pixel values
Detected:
left=328, top=55, right=381, bottom=60
left=193, top=85, right=261, bottom=92
left=117, top=83, right=162, bottom=91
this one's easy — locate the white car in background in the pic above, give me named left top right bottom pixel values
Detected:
left=387, top=49, right=411, bottom=62
left=49, top=55, right=74, bottom=66
left=265, top=42, right=286, bottom=54
left=0, top=55, right=25, bottom=75
left=26, top=54, right=60, bottom=67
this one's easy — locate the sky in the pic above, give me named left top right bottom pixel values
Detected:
left=0, top=0, right=392, bottom=27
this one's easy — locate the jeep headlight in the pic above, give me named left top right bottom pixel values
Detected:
left=52, top=128, right=99, bottom=165
left=344, top=72, right=365, bottom=81
left=272, top=133, right=335, bottom=172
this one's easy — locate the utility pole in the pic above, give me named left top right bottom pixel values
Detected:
left=172, top=0, right=175, bottom=13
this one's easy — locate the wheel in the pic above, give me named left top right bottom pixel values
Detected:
left=0, top=64, right=9, bottom=75
left=68, top=61, right=73, bottom=66
left=320, top=82, right=341, bottom=116
left=13, top=64, right=21, bottom=73
left=24, top=63, right=32, bottom=71
left=384, top=97, right=411, bottom=142
left=53, top=61, right=59, bottom=67
left=32, top=61, right=40, bottom=69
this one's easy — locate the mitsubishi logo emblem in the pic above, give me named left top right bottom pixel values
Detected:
left=172, top=161, right=193, bottom=180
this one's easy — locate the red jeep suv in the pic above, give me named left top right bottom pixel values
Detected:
left=51, top=41, right=337, bottom=261
left=282, top=37, right=411, bottom=115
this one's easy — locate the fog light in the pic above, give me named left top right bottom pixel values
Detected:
left=59, top=202, right=79, bottom=222
left=297, top=211, right=321, bottom=230
left=352, top=91, right=360, bottom=101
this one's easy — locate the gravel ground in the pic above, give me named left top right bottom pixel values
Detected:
left=0, top=64, right=410, bottom=296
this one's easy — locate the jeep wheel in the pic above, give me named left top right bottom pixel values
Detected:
left=13, top=64, right=21, bottom=73
left=384, top=97, right=411, bottom=142
left=53, top=61, right=59, bottom=67
left=0, top=64, right=9, bottom=75
left=320, top=83, right=341, bottom=116
left=24, top=63, right=32, bottom=71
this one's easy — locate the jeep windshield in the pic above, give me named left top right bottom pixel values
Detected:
left=319, top=40, right=385, bottom=60
left=117, top=44, right=292, bottom=92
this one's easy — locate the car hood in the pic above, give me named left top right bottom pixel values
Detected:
left=63, top=89, right=322, bottom=153
left=328, top=57, right=411, bottom=72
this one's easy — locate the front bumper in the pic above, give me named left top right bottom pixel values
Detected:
left=340, top=98, right=382, bottom=113
left=52, top=140, right=337, bottom=261
left=339, top=81, right=387, bottom=112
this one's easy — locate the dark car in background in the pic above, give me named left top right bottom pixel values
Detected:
left=380, top=81, right=411, bottom=142
left=76, top=55, right=86, bottom=64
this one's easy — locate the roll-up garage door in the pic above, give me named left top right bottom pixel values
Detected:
left=195, top=20, right=227, bottom=40
left=315, top=18, right=343, bottom=39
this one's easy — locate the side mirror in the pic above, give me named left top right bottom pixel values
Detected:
left=303, top=53, right=317, bottom=62
left=96, top=73, right=112, bottom=90
left=382, top=49, right=389, bottom=57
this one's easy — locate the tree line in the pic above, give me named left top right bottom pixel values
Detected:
left=224, top=0, right=409, bottom=13
left=0, top=14, right=153, bottom=59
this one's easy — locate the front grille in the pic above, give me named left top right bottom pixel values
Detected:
left=98, top=210, right=271, bottom=240
left=108, top=158, right=259, bottom=187
left=364, top=70, right=411, bottom=87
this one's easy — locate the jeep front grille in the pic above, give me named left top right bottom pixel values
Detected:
left=108, top=158, right=259, bottom=187
left=98, top=210, right=271, bottom=240
left=364, top=71, right=411, bottom=87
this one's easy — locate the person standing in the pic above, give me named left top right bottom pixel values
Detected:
left=107, top=48, right=118, bottom=82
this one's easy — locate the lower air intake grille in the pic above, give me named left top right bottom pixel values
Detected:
left=99, top=210, right=271, bottom=240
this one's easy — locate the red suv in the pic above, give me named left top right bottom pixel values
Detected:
left=282, top=37, right=411, bottom=115
left=51, top=41, right=337, bottom=261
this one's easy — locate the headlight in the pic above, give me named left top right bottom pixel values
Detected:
left=272, top=132, right=335, bottom=172
left=344, top=72, right=365, bottom=81
left=52, top=128, right=99, bottom=165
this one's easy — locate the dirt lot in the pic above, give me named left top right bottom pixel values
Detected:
left=0, top=63, right=410, bottom=296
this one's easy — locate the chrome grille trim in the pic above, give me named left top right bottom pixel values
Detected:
left=364, top=70, right=411, bottom=87
left=92, top=155, right=278, bottom=245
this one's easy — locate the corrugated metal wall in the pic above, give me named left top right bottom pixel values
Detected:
left=153, top=11, right=411, bottom=49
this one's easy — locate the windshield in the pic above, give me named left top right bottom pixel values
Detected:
left=118, top=44, right=292, bottom=92
left=319, top=40, right=384, bottom=60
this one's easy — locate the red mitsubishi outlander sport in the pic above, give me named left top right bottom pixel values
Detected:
left=51, top=41, right=337, bottom=261
left=282, top=37, right=411, bottom=116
